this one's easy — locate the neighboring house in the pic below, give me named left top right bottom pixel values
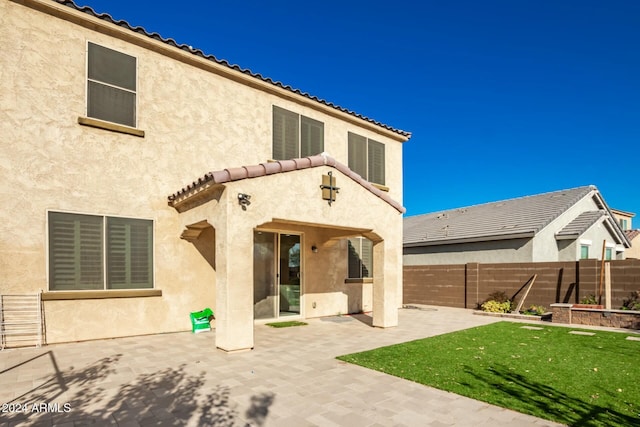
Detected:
left=0, top=0, right=410, bottom=351
left=611, top=209, right=640, bottom=259
left=611, top=208, right=634, bottom=231
left=403, top=186, right=630, bottom=266
left=623, top=230, right=640, bottom=259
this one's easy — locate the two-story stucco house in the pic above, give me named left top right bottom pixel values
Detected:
left=0, top=0, right=410, bottom=351
left=404, top=186, right=630, bottom=266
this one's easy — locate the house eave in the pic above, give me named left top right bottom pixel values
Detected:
left=19, top=0, right=410, bottom=142
left=403, top=231, right=536, bottom=247
left=555, top=234, right=579, bottom=241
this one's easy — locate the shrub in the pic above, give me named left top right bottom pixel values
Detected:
left=481, top=300, right=512, bottom=313
left=522, top=305, right=547, bottom=315
left=621, top=291, right=640, bottom=311
left=487, top=290, right=511, bottom=303
left=580, top=294, right=598, bottom=305
left=479, top=290, right=513, bottom=313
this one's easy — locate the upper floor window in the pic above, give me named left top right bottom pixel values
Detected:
left=605, top=247, right=613, bottom=260
left=348, top=132, right=385, bottom=185
left=580, top=244, right=589, bottom=259
left=87, top=42, right=137, bottom=128
left=348, top=237, right=373, bottom=279
left=272, top=106, right=324, bottom=160
left=48, top=211, right=153, bottom=291
left=619, top=218, right=628, bottom=230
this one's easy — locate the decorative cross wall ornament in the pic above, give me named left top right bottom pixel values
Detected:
left=320, top=171, right=340, bottom=206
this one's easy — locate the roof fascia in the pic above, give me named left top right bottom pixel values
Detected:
left=602, top=217, right=631, bottom=247
left=610, top=208, right=635, bottom=217
left=403, top=231, right=535, bottom=247
left=591, top=191, right=631, bottom=247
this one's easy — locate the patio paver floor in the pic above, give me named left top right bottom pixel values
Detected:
left=0, top=306, right=564, bottom=426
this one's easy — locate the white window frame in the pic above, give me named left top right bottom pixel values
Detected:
left=47, top=210, right=155, bottom=291
left=86, top=41, right=138, bottom=128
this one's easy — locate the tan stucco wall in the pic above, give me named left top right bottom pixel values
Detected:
left=611, top=210, right=633, bottom=230
left=403, top=238, right=534, bottom=265
left=175, top=165, right=403, bottom=349
left=626, top=237, right=640, bottom=259
left=0, top=0, right=405, bottom=344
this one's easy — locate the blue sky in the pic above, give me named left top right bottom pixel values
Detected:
left=77, top=0, right=640, bottom=219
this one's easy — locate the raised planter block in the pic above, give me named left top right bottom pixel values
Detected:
left=551, top=303, right=640, bottom=330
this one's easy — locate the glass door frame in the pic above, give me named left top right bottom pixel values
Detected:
left=253, top=229, right=304, bottom=322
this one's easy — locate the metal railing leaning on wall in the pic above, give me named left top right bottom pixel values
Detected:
left=0, top=292, right=43, bottom=350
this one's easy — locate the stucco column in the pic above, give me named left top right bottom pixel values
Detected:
left=372, top=239, right=398, bottom=327
left=215, top=220, right=254, bottom=352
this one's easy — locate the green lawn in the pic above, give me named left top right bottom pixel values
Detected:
left=337, top=322, right=639, bottom=426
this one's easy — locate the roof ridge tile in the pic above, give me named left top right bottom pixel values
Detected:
left=168, top=155, right=405, bottom=213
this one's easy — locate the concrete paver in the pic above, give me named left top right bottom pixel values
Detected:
left=0, top=306, right=565, bottom=426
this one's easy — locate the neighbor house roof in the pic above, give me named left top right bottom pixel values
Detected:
left=626, top=229, right=640, bottom=241
left=168, top=154, right=405, bottom=213
left=404, top=185, right=629, bottom=247
left=51, top=0, right=410, bottom=139
left=555, top=210, right=606, bottom=239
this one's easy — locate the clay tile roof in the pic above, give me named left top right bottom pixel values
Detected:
left=245, top=164, right=265, bottom=178
left=168, top=154, right=405, bottom=213
left=279, top=160, right=297, bottom=173
left=626, top=229, right=640, bottom=241
left=54, top=0, right=411, bottom=138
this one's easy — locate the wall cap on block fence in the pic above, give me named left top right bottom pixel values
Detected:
left=550, top=303, right=573, bottom=308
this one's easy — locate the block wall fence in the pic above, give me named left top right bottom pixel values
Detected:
left=403, top=259, right=640, bottom=310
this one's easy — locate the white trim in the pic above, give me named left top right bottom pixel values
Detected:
left=579, top=239, right=592, bottom=246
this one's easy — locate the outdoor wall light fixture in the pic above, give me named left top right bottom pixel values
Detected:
left=237, top=193, right=251, bottom=210
left=311, top=245, right=318, bottom=253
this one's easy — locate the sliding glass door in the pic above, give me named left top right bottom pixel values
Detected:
left=253, top=232, right=301, bottom=320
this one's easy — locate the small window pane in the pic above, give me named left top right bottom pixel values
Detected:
left=348, top=239, right=361, bottom=279
left=580, top=245, right=589, bottom=259
left=273, top=106, right=299, bottom=160
left=348, top=132, right=367, bottom=178
left=360, top=238, right=373, bottom=278
left=88, top=81, right=136, bottom=127
left=301, top=116, right=324, bottom=157
left=605, top=247, right=612, bottom=260
left=48, top=212, right=104, bottom=290
left=348, top=238, right=373, bottom=279
left=88, top=42, right=136, bottom=91
left=367, top=139, right=385, bottom=185
left=107, top=217, right=153, bottom=289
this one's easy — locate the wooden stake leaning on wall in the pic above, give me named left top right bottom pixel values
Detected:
left=604, top=262, right=612, bottom=310
left=598, top=240, right=606, bottom=305
left=513, top=274, right=537, bottom=314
